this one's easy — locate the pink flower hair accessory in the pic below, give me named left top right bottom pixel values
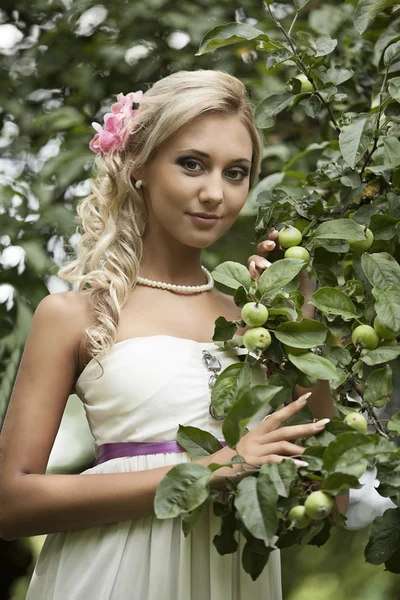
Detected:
left=89, top=90, right=143, bottom=154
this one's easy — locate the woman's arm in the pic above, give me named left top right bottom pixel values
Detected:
left=0, top=293, right=187, bottom=540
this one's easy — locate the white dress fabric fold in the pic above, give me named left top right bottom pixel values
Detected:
left=26, top=335, right=282, bottom=600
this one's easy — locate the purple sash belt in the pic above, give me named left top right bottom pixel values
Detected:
left=94, top=439, right=227, bottom=466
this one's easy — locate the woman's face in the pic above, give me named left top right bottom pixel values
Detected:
left=138, top=112, right=254, bottom=248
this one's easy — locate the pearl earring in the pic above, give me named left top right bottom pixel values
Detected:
left=135, top=179, right=143, bottom=189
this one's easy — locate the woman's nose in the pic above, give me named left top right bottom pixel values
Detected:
left=199, top=172, right=224, bottom=203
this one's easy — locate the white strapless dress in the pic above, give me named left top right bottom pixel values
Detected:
left=26, top=335, right=282, bottom=600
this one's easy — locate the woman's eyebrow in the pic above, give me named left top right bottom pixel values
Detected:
left=175, top=148, right=251, bottom=164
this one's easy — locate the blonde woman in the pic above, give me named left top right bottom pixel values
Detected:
left=0, top=70, right=338, bottom=600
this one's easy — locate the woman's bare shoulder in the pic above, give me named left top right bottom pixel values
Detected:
left=37, top=291, right=90, bottom=325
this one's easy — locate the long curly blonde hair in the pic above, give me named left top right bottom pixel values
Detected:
left=58, top=69, right=264, bottom=363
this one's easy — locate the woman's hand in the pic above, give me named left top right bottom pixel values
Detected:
left=247, top=228, right=279, bottom=283
left=199, top=392, right=330, bottom=484
left=247, top=227, right=315, bottom=317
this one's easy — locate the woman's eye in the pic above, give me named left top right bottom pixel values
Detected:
left=184, top=159, right=201, bottom=171
left=228, top=169, right=247, bottom=181
left=179, top=157, right=248, bottom=181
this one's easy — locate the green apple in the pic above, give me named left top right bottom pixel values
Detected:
left=278, top=226, right=303, bottom=249
left=351, top=324, right=380, bottom=350
left=284, top=246, right=310, bottom=267
left=373, top=316, right=397, bottom=340
left=283, top=344, right=308, bottom=357
left=288, top=505, right=311, bottom=529
left=344, top=412, right=368, bottom=433
left=293, top=217, right=309, bottom=233
left=347, top=226, right=374, bottom=251
left=304, top=491, right=334, bottom=520
left=243, top=327, right=272, bottom=352
left=295, top=73, right=313, bottom=93
left=380, top=338, right=398, bottom=347
left=241, top=302, right=269, bottom=327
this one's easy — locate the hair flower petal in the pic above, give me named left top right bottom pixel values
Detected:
left=89, top=90, right=142, bottom=154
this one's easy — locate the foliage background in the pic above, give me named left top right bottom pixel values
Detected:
left=0, top=0, right=399, bottom=597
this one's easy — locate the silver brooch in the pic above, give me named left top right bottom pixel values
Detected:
left=202, top=349, right=224, bottom=420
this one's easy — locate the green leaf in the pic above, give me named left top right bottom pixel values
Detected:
left=313, top=264, right=339, bottom=287
left=373, top=16, right=400, bottom=66
left=322, top=473, right=362, bottom=494
left=385, top=547, right=400, bottom=574
left=288, top=352, right=338, bottom=380
left=323, top=432, right=396, bottom=476
left=321, top=345, right=352, bottom=367
left=386, top=101, right=400, bottom=123
left=18, top=241, right=54, bottom=276
left=383, top=136, right=400, bottom=168
left=384, top=40, right=400, bottom=66
left=311, top=287, right=358, bottom=318
left=373, top=286, right=400, bottom=334
left=364, top=365, right=393, bottom=408
left=266, top=48, right=295, bottom=69
left=222, top=384, right=282, bottom=448
left=182, top=500, right=208, bottom=536
left=368, top=213, right=400, bottom=240
left=177, top=425, right=223, bottom=459
left=154, top=463, right=212, bottom=518
left=361, top=252, right=400, bottom=289
left=315, top=35, right=337, bottom=57
left=259, top=462, right=288, bottom=498
left=211, top=261, right=252, bottom=291
left=213, top=315, right=239, bottom=342
left=258, top=258, right=305, bottom=298
left=257, top=465, right=280, bottom=537
left=360, top=346, right=400, bottom=365
left=299, top=95, right=322, bottom=118
left=242, top=537, right=273, bottom=581
left=34, top=106, right=84, bottom=130
left=254, top=94, right=294, bottom=128
left=312, top=218, right=368, bottom=240
left=353, top=0, right=398, bottom=35
left=274, top=318, right=328, bottom=348
left=388, top=77, right=400, bottom=103
left=365, top=508, right=400, bottom=565
left=234, top=477, right=268, bottom=541
left=213, top=511, right=239, bottom=555
left=267, top=366, right=299, bottom=406
left=339, top=114, right=374, bottom=169
left=294, top=0, right=310, bottom=8
left=277, top=459, right=298, bottom=496
left=387, top=413, right=400, bottom=434
left=196, top=23, right=273, bottom=55
left=315, top=66, right=354, bottom=86
left=210, top=362, right=253, bottom=419
left=388, top=192, right=400, bottom=218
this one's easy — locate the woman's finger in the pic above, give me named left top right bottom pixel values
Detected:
left=260, top=392, right=312, bottom=432
left=248, top=256, right=271, bottom=279
left=259, top=441, right=306, bottom=456
left=259, top=419, right=330, bottom=444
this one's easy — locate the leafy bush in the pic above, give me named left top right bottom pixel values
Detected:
left=154, top=0, right=400, bottom=581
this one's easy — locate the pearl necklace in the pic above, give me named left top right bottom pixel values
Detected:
left=137, top=265, right=214, bottom=294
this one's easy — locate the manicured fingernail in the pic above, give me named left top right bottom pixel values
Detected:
left=314, top=418, right=330, bottom=429
left=293, top=459, right=309, bottom=467
left=296, top=392, right=312, bottom=405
